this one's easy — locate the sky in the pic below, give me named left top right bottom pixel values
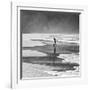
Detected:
left=20, top=10, right=80, bottom=34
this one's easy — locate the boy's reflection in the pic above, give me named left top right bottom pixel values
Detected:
left=52, top=37, right=57, bottom=65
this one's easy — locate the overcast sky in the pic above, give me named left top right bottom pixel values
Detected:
left=20, top=10, right=80, bottom=34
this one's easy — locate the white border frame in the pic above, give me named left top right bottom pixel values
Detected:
left=11, top=2, right=88, bottom=89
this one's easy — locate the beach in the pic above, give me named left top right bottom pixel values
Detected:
left=22, top=34, right=80, bottom=79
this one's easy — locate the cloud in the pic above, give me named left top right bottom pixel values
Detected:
left=21, top=10, right=79, bottom=34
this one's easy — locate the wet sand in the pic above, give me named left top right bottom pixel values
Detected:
left=22, top=63, right=53, bottom=78
left=22, top=63, right=80, bottom=79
